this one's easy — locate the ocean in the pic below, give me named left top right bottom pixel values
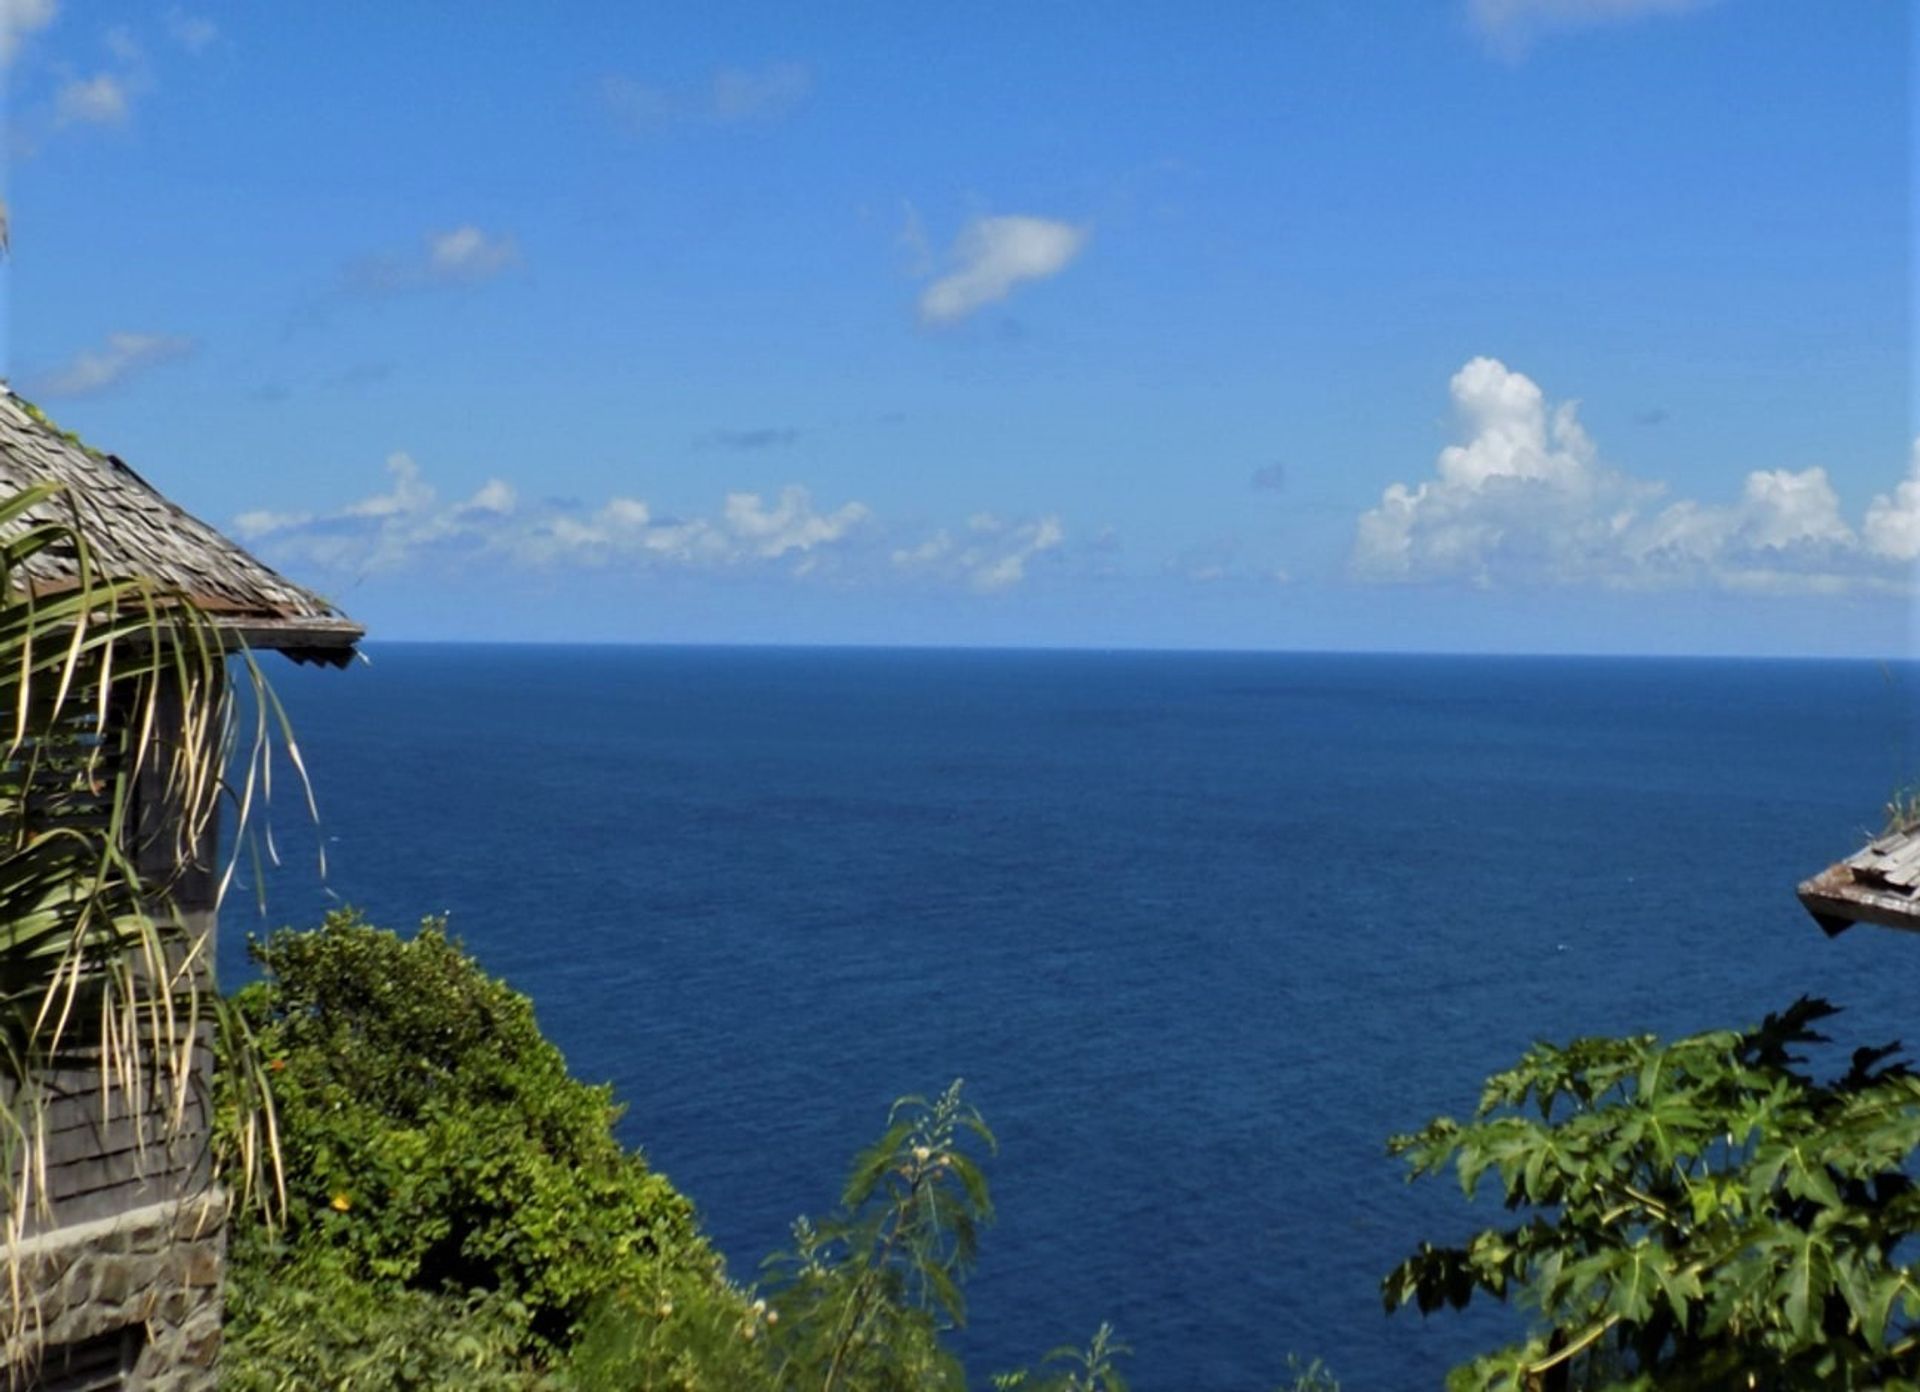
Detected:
left=223, top=645, right=1920, bottom=1389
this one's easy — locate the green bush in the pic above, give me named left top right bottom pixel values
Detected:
left=222, top=1249, right=541, bottom=1392
left=1385, top=997, right=1920, bottom=1390
left=224, top=910, right=726, bottom=1371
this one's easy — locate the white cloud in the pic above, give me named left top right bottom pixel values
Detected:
left=241, top=457, right=1077, bottom=595
left=1864, top=441, right=1920, bottom=564
left=464, top=479, right=517, bottom=516
left=31, top=331, right=193, bottom=397
left=723, top=487, right=870, bottom=560
left=54, top=71, right=128, bottom=126
left=238, top=458, right=873, bottom=580
left=918, top=216, right=1089, bottom=325
left=231, top=508, right=312, bottom=541
left=345, top=226, right=521, bottom=296
left=891, top=513, right=1065, bottom=592
left=1468, top=0, right=1716, bottom=57
left=602, top=62, right=811, bottom=135
left=165, top=8, right=217, bottom=53
left=1, top=0, right=56, bottom=69
left=1353, top=357, right=1912, bottom=596
left=426, top=225, right=520, bottom=282
left=343, top=452, right=436, bottom=520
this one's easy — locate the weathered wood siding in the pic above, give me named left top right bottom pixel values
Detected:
left=9, top=678, right=223, bottom=1235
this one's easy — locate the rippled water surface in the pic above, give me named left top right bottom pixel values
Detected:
left=228, top=645, right=1920, bottom=1389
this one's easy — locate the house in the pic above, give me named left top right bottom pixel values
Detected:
left=0, top=388, right=361, bottom=1389
left=1797, top=824, right=1920, bottom=937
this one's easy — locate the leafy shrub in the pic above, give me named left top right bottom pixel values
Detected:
left=222, top=1249, right=541, bottom=1392
left=1385, top=996, right=1920, bottom=1390
left=224, top=910, right=723, bottom=1366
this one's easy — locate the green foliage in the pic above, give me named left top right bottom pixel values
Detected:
left=1275, top=1355, right=1343, bottom=1392
left=223, top=910, right=722, bottom=1372
left=561, top=1263, right=773, bottom=1392
left=222, top=1250, right=544, bottom=1392
left=764, top=1080, right=994, bottom=1392
left=1384, top=996, right=1920, bottom=1390
left=1886, top=782, right=1920, bottom=834
left=994, top=1322, right=1131, bottom=1392
left=570, top=1081, right=995, bottom=1392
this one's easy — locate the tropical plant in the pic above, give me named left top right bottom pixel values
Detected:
left=992, top=1322, right=1131, bottom=1391
left=0, top=478, right=291, bottom=1331
left=761, top=1079, right=994, bottom=1392
left=565, top=1079, right=997, bottom=1392
left=1384, top=996, right=1920, bottom=1390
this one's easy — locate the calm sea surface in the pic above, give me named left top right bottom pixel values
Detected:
left=224, top=645, right=1920, bottom=1389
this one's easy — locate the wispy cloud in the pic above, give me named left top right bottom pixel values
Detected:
left=239, top=454, right=1075, bottom=596
left=1, top=0, right=56, bottom=69
left=53, top=71, right=129, bottom=126
left=165, top=8, right=217, bottom=54
left=1352, top=356, right=1915, bottom=596
left=1468, top=0, right=1718, bottom=59
left=889, top=512, right=1066, bottom=592
left=918, top=215, right=1089, bottom=326
left=31, top=331, right=194, bottom=397
left=237, top=455, right=871, bottom=580
left=342, top=225, right=522, bottom=297
left=10, top=16, right=153, bottom=153
left=601, top=62, right=811, bottom=135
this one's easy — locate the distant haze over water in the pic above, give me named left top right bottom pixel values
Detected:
left=232, top=645, right=1920, bottom=1388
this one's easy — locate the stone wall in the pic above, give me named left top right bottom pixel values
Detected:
left=3, top=1188, right=226, bottom=1391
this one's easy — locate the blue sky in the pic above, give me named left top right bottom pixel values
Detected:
left=2, top=0, right=1911, bottom=654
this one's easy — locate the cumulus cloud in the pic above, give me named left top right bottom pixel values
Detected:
left=1, top=0, right=56, bottom=69
left=890, top=511, right=1065, bottom=593
left=31, top=331, right=193, bottom=397
left=601, top=62, right=811, bottom=135
left=1352, top=357, right=1915, bottom=597
left=1468, top=0, right=1716, bottom=57
left=918, top=215, right=1089, bottom=325
left=1863, top=440, right=1920, bottom=565
left=343, top=226, right=521, bottom=297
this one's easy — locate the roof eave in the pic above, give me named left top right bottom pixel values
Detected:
left=1797, top=862, right=1920, bottom=938
left=217, top=616, right=366, bottom=667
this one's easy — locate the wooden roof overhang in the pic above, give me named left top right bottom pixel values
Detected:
left=0, top=389, right=362, bottom=666
left=1797, top=828, right=1920, bottom=937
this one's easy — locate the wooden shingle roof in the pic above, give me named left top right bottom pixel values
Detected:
left=1798, top=826, right=1920, bottom=937
left=0, top=389, right=360, bottom=665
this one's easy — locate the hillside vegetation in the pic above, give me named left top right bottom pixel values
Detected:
left=219, top=913, right=1920, bottom=1389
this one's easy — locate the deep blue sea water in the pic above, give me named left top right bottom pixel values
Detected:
left=222, top=645, right=1920, bottom=1390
